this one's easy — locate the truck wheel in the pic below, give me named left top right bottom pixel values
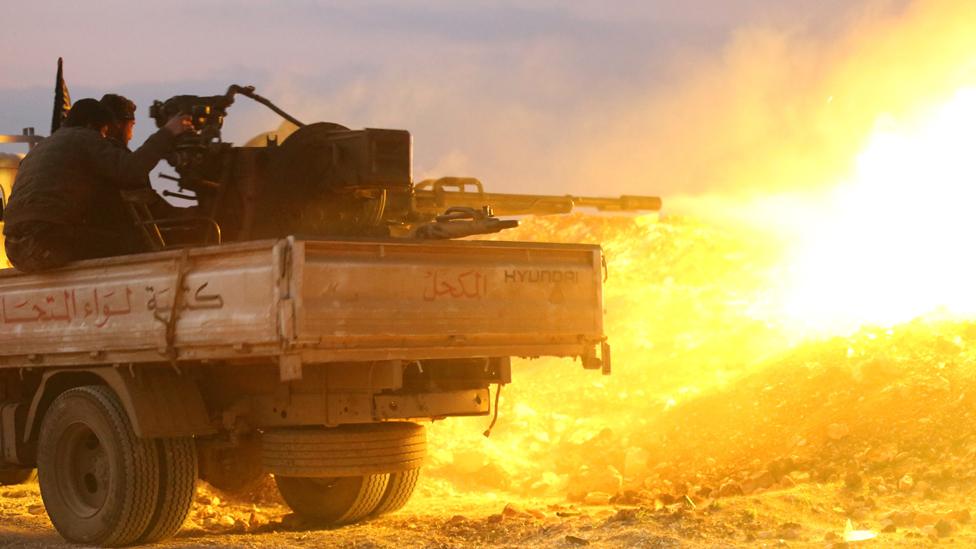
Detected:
left=275, top=474, right=388, bottom=524
left=0, top=468, right=36, bottom=485
left=199, top=434, right=265, bottom=494
left=138, top=437, right=198, bottom=543
left=372, top=467, right=420, bottom=516
left=263, top=423, right=426, bottom=477
left=37, top=386, right=159, bottom=547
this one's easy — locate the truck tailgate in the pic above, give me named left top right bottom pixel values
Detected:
left=289, top=239, right=604, bottom=361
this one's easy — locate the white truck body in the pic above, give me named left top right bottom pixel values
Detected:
left=0, top=237, right=605, bottom=372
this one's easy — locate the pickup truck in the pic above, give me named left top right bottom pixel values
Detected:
left=0, top=82, right=638, bottom=545
left=0, top=234, right=608, bottom=545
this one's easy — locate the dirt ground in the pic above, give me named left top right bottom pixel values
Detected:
left=3, top=485, right=974, bottom=549
left=3, top=448, right=975, bottom=548
left=3, top=216, right=975, bottom=548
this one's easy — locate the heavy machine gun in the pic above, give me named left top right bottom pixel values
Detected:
left=412, top=177, right=661, bottom=217
left=144, top=85, right=662, bottom=246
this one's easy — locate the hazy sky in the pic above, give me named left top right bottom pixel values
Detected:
left=1, top=1, right=908, bottom=196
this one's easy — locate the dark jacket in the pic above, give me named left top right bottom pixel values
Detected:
left=88, top=137, right=181, bottom=252
left=3, top=126, right=174, bottom=231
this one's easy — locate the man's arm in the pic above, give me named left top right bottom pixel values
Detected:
left=86, top=115, right=191, bottom=189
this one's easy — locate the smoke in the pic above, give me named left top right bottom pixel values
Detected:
left=421, top=0, right=976, bottom=499
left=6, top=1, right=972, bottom=207
left=221, top=0, right=976, bottom=211
left=580, top=0, right=976, bottom=206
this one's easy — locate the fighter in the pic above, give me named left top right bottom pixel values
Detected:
left=97, top=93, right=193, bottom=250
left=2, top=98, right=191, bottom=272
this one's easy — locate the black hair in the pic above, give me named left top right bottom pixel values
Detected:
left=100, top=93, right=137, bottom=122
left=63, top=98, right=114, bottom=130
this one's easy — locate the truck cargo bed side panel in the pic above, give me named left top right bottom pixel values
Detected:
left=296, top=240, right=603, bottom=356
left=0, top=241, right=282, bottom=366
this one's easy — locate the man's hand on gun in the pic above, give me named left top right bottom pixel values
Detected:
left=163, top=114, right=194, bottom=136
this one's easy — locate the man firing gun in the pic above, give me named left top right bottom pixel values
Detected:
left=2, top=100, right=192, bottom=272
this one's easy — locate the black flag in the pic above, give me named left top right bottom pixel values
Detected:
left=50, top=57, right=71, bottom=134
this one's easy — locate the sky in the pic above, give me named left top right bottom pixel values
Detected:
left=0, top=1, right=916, bottom=199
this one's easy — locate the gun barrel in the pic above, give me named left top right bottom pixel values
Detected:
left=413, top=178, right=662, bottom=217
left=571, top=195, right=662, bottom=212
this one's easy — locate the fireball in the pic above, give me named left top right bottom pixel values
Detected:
left=783, top=87, right=976, bottom=334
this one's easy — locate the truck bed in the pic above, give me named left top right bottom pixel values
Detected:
left=0, top=238, right=604, bottom=370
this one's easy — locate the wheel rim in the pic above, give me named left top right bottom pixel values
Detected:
left=55, top=421, right=110, bottom=518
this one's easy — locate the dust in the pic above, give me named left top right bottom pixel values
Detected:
left=5, top=214, right=976, bottom=546
left=419, top=213, right=976, bottom=546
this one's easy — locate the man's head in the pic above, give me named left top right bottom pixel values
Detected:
left=100, top=94, right=137, bottom=145
left=63, top=99, right=113, bottom=136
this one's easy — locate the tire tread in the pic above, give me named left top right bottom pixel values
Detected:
left=372, top=468, right=420, bottom=516
left=138, top=437, right=197, bottom=543
left=262, top=423, right=426, bottom=478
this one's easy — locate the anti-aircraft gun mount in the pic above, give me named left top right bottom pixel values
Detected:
left=141, top=84, right=661, bottom=249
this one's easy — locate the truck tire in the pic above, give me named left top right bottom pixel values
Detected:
left=0, top=468, right=36, bottom=485
left=37, top=385, right=159, bottom=547
left=371, top=467, right=420, bottom=516
left=138, top=437, right=197, bottom=544
left=275, top=474, right=388, bottom=524
left=199, top=434, right=265, bottom=494
left=263, top=423, right=426, bottom=477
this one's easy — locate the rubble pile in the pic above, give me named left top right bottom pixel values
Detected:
left=183, top=480, right=284, bottom=535
left=640, top=320, right=976, bottom=502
